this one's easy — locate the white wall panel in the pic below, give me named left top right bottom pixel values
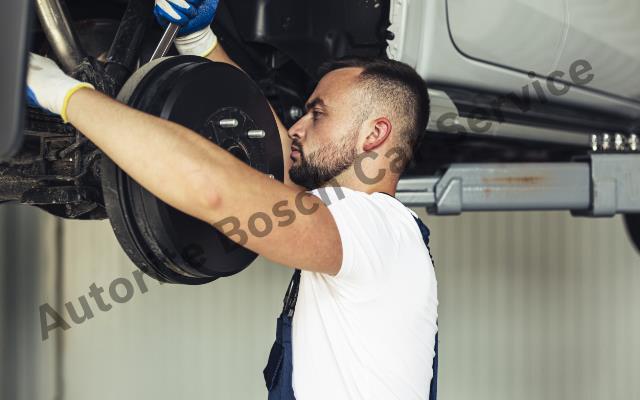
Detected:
left=427, top=211, right=640, bottom=400
left=0, top=205, right=59, bottom=400
left=59, top=219, right=291, bottom=400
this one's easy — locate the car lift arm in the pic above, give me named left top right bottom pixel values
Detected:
left=397, top=154, right=640, bottom=217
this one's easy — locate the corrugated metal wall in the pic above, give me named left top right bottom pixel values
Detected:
left=2, top=205, right=640, bottom=399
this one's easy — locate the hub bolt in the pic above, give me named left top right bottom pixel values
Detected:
left=219, top=119, right=239, bottom=128
left=289, top=106, right=303, bottom=120
left=247, top=130, right=266, bottom=139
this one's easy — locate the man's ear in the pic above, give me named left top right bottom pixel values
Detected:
left=362, top=117, right=392, bottom=152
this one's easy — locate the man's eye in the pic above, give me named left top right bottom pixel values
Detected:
left=312, top=110, right=321, bottom=120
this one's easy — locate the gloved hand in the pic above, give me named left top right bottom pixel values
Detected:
left=154, top=0, right=220, bottom=57
left=26, top=53, right=95, bottom=123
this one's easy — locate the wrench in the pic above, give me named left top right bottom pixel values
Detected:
left=150, top=23, right=180, bottom=61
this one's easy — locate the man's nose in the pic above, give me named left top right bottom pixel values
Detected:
left=287, top=116, right=306, bottom=141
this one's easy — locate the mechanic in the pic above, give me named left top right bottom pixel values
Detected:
left=26, top=1, right=438, bottom=399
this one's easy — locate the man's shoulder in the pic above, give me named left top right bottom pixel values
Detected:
left=303, top=187, right=431, bottom=284
left=308, top=186, right=420, bottom=238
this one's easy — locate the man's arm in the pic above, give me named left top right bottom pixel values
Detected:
left=204, top=44, right=302, bottom=190
left=27, top=1, right=338, bottom=273
left=64, top=88, right=342, bottom=275
left=155, top=0, right=301, bottom=189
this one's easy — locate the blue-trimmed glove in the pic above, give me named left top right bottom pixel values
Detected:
left=26, top=53, right=94, bottom=123
left=154, top=0, right=219, bottom=57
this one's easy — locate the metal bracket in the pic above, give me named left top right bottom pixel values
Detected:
left=582, top=154, right=640, bottom=217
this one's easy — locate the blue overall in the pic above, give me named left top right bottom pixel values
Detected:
left=263, top=213, right=439, bottom=400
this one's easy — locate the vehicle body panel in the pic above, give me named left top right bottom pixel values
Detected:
left=0, top=1, right=31, bottom=160
left=448, top=0, right=640, bottom=102
left=387, top=0, right=640, bottom=120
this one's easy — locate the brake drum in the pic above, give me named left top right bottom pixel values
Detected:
left=101, top=56, right=284, bottom=284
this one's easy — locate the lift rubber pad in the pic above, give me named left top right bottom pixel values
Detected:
left=101, top=56, right=283, bottom=284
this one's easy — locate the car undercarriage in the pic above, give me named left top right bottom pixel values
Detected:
left=1, top=0, right=639, bottom=283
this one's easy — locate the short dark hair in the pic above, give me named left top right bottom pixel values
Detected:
left=317, top=57, right=430, bottom=171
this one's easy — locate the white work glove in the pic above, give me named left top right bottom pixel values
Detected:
left=26, top=53, right=95, bottom=123
left=154, top=0, right=219, bottom=57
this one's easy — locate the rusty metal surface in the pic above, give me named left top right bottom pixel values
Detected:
left=481, top=176, right=546, bottom=185
left=402, top=163, right=593, bottom=214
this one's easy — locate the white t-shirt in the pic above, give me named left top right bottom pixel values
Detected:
left=291, top=187, right=439, bottom=400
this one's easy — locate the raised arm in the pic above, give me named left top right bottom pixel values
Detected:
left=23, top=2, right=343, bottom=275
left=155, top=0, right=301, bottom=189
left=26, top=52, right=342, bottom=275
left=205, top=45, right=300, bottom=189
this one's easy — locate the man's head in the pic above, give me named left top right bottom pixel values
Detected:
left=288, top=57, right=430, bottom=191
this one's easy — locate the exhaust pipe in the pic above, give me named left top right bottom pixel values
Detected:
left=34, top=0, right=87, bottom=74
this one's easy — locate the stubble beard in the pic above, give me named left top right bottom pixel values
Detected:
left=289, top=129, right=360, bottom=190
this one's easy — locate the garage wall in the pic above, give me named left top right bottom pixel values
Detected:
left=431, top=211, right=640, bottom=400
left=58, top=217, right=290, bottom=400
left=0, top=205, right=59, bottom=400
left=3, top=205, right=640, bottom=400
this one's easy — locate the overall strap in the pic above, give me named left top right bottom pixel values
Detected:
left=412, top=215, right=439, bottom=400
left=282, top=269, right=302, bottom=318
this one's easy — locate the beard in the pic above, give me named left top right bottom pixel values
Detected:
left=289, top=129, right=360, bottom=190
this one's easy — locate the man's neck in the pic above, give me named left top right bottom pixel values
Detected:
left=320, top=173, right=398, bottom=196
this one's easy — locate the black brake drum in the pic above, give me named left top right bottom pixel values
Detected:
left=100, top=56, right=283, bottom=284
